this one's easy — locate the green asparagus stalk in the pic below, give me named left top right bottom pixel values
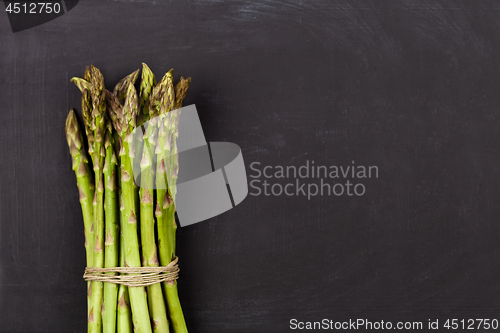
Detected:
left=81, top=87, right=96, bottom=317
left=152, top=69, right=175, bottom=270
left=146, top=68, right=173, bottom=264
left=140, top=124, right=170, bottom=333
left=161, top=77, right=191, bottom=260
left=138, top=63, right=157, bottom=126
left=117, top=193, right=134, bottom=333
left=166, top=77, right=191, bottom=201
left=114, top=69, right=142, bottom=228
left=72, top=67, right=96, bottom=162
left=102, top=129, right=120, bottom=333
left=71, top=73, right=94, bottom=160
left=112, top=70, right=140, bottom=148
left=108, top=81, right=152, bottom=333
left=114, top=69, right=140, bottom=104
left=65, top=110, right=95, bottom=311
left=173, top=77, right=191, bottom=111
left=164, top=78, right=190, bottom=261
left=154, top=69, right=175, bottom=262
left=115, top=115, right=133, bottom=333
left=70, top=73, right=96, bottom=316
left=133, top=67, right=173, bottom=333
left=117, top=280, right=134, bottom=333
left=82, top=67, right=95, bottom=159
left=157, top=74, right=190, bottom=333
left=86, top=66, right=108, bottom=333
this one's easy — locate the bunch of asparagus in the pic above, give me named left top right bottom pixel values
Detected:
left=65, top=64, right=191, bottom=333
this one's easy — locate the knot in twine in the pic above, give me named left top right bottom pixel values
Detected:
left=84, top=257, right=179, bottom=287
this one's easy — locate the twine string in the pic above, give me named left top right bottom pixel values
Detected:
left=83, top=257, right=179, bottom=287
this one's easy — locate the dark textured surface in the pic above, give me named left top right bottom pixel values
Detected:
left=1, top=1, right=500, bottom=332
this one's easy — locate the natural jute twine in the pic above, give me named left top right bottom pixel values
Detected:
left=83, top=257, right=179, bottom=287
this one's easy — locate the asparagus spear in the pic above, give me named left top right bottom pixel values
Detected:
left=166, top=76, right=191, bottom=201
left=72, top=67, right=96, bottom=161
left=65, top=110, right=95, bottom=307
left=71, top=74, right=94, bottom=161
left=83, top=65, right=108, bottom=333
left=117, top=276, right=134, bottom=333
left=117, top=193, right=134, bottom=333
left=173, top=77, right=191, bottom=111
left=138, top=63, right=157, bottom=126
left=151, top=69, right=175, bottom=268
left=162, top=77, right=191, bottom=266
left=153, top=69, right=175, bottom=262
left=114, top=69, right=142, bottom=233
left=155, top=73, right=175, bottom=276
left=138, top=70, right=174, bottom=333
left=108, top=81, right=152, bottom=333
left=157, top=75, right=191, bottom=333
left=114, top=69, right=140, bottom=104
left=102, top=128, right=120, bottom=333
left=70, top=73, right=96, bottom=315
left=140, top=126, right=170, bottom=333
left=82, top=67, right=95, bottom=157
left=113, top=108, right=134, bottom=333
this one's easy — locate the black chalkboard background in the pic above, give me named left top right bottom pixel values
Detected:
left=1, top=1, right=500, bottom=332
